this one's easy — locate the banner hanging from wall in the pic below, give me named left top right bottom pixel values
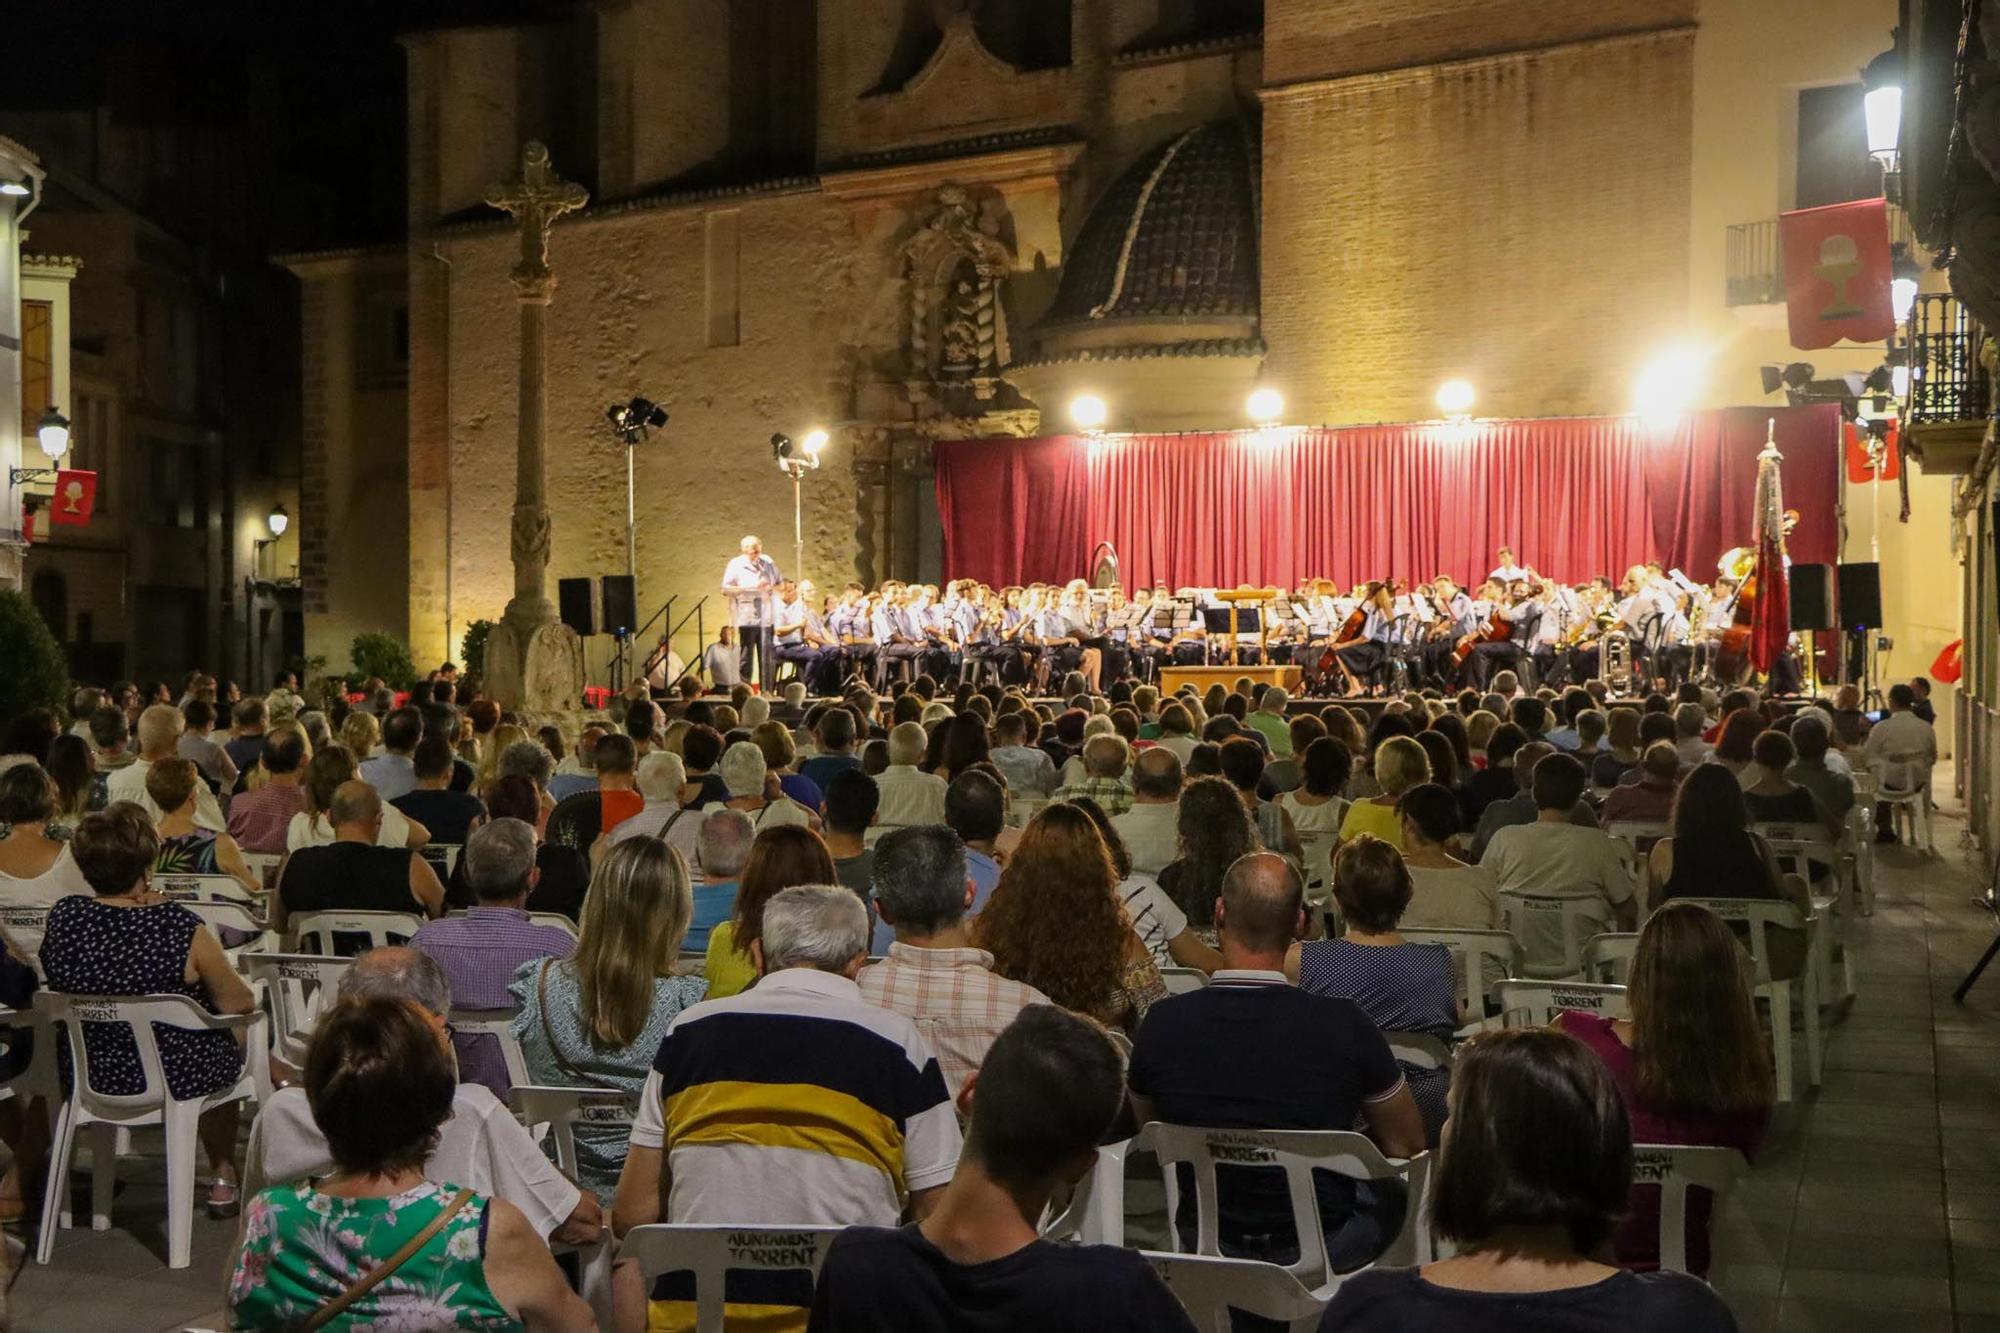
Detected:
left=1779, top=198, right=1895, bottom=350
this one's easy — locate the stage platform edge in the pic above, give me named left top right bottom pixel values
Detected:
left=1160, top=664, right=1304, bottom=694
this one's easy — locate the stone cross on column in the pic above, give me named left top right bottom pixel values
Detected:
left=480, top=141, right=589, bottom=711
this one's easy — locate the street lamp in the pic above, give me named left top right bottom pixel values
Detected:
left=12, top=406, right=69, bottom=487
left=1862, top=36, right=1904, bottom=200
left=266, top=503, right=289, bottom=538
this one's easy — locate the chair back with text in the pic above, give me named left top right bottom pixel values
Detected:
left=616, top=1225, right=845, bottom=1333
left=152, top=873, right=259, bottom=907
left=1400, top=927, right=1521, bottom=1017
left=1497, top=892, right=1601, bottom=979
left=240, top=952, right=353, bottom=1067
left=1142, top=1251, right=1331, bottom=1333
left=1495, top=979, right=1628, bottom=1030
left=1632, top=1144, right=1749, bottom=1275
left=290, top=909, right=425, bottom=957
left=450, top=1006, right=531, bottom=1089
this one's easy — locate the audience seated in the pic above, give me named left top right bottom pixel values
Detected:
left=1645, top=764, right=1810, bottom=974
left=614, top=885, right=961, bottom=1326
left=858, top=826, right=1051, bottom=1099
left=0, top=762, right=90, bottom=972
left=1111, top=747, right=1184, bottom=877
left=1276, top=736, right=1350, bottom=851
left=1785, top=713, right=1856, bottom=827
left=223, top=723, right=308, bottom=854
left=1469, top=742, right=1597, bottom=859
left=107, top=705, right=226, bottom=829
left=976, top=803, right=1166, bottom=1037
left=222, top=698, right=268, bottom=777
left=1593, top=708, right=1644, bottom=788
left=276, top=780, right=445, bottom=933
left=228, top=993, right=593, bottom=1331
left=1480, top=754, right=1636, bottom=972
left=43, top=804, right=254, bottom=1216
left=546, top=733, right=642, bottom=852
left=942, top=771, right=1006, bottom=917
left=798, top=706, right=864, bottom=792
left=811, top=1004, right=1196, bottom=1332
left=1395, top=782, right=1499, bottom=930
left=147, top=758, right=261, bottom=894
left=821, top=768, right=881, bottom=901
left=1459, top=722, right=1523, bottom=824
left=1741, top=729, right=1837, bottom=838
left=45, top=732, right=101, bottom=825
left=1601, top=742, right=1683, bottom=824
left=684, top=808, right=752, bottom=958
left=1219, top=736, right=1304, bottom=861
left=175, top=699, right=238, bottom=790
left=357, top=705, right=423, bottom=801
left=1069, top=797, right=1222, bottom=975
left=1557, top=902, right=1771, bottom=1276
left=287, top=745, right=428, bottom=851
left=704, top=822, right=837, bottom=999
left=1340, top=737, right=1430, bottom=849
left=412, top=818, right=576, bottom=1096
left=1055, top=735, right=1134, bottom=814
left=875, top=723, right=950, bottom=835
left=1319, top=1028, right=1735, bottom=1331
left=1291, top=838, right=1456, bottom=1139
left=1863, top=682, right=1938, bottom=842
left=702, top=740, right=816, bottom=830
left=1674, top=702, right=1714, bottom=767
left=390, top=733, right=486, bottom=847
left=1134, top=851, right=1424, bottom=1266
left=1157, top=776, right=1260, bottom=949
left=244, top=947, right=600, bottom=1244
left=509, top=837, right=707, bottom=1201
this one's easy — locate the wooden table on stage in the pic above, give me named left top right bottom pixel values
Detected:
left=1161, top=664, right=1304, bottom=694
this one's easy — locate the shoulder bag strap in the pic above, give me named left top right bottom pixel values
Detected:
left=302, top=1187, right=476, bottom=1331
left=536, top=958, right=621, bottom=1090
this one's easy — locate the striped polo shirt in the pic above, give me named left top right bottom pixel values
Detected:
left=629, top=966, right=961, bottom=1226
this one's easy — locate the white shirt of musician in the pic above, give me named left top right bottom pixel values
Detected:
left=774, top=596, right=807, bottom=644
left=722, top=553, right=782, bottom=626
left=1490, top=562, right=1530, bottom=584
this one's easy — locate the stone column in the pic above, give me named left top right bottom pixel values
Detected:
left=481, top=142, right=589, bottom=711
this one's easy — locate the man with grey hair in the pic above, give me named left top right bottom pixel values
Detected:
left=871, top=720, right=947, bottom=839
left=242, top=947, right=602, bottom=1244
left=686, top=807, right=754, bottom=951
left=858, top=827, right=1050, bottom=1097
left=1673, top=701, right=1713, bottom=767
left=1055, top=733, right=1134, bottom=814
left=497, top=738, right=555, bottom=794
left=606, top=751, right=701, bottom=868
left=107, top=703, right=226, bottom=827
left=1786, top=712, right=1856, bottom=824
left=411, top=818, right=575, bottom=1095
left=1112, top=746, right=1183, bottom=876
left=615, top=883, right=960, bottom=1244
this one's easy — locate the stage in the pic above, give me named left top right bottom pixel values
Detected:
left=1160, top=664, right=1305, bottom=694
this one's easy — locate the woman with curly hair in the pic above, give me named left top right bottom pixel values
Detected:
left=975, top=803, right=1165, bottom=1035
left=1156, top=776, right=1260, bottom=942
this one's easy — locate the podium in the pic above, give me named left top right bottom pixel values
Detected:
left=1160, top=586, right=1301, bottom=694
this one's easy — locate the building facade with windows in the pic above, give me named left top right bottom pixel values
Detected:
left=284, top=0, right=1941, bottom=699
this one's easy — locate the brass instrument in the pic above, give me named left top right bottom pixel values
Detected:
left=1599, top=630, right=1634, bottom=692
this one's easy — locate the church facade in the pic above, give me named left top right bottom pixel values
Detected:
left=286, top=0, right=1937, bottom=692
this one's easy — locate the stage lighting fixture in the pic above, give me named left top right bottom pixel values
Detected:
left=1246, top=387, right=1285, bottom=424
left=1069, top=393, right=1109, bottom=432
left=1633, top=346, right=1705, bottom=420
left=772, top=432, right=822, bottom=473
left=606, top=396, right=669, bottom=444
left=802, top=428, right=830, bottom=459
left=1435, top=379, right=1476, bottom=416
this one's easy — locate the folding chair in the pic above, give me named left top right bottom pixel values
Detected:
left=1756, top=822, right=1856, bottom=1003
left=616, top=1224, right=845, bottom=1333
left=290, top=909, right=425, bottom=956
left=1040, top=1138, right=1132, bottom=1247
left=1871, top=752, right=1935, bottom=853
left=1160, top=966, right=1208, bottom=995
left=1142, top=1252, right=1331, bottom=1333
left=239, top=952, right=352, bottom=1068
left=1497, top=892, right=1602, bottom=980
left=508, top=1085, right=632, bottom=1324
left=1495, top=979, right=1628, bottom=1030
left=1631, top=1144, right=1749, bottom=1276
left=419, top=842, right=464, bottom=880
left=1583, top=932, right=1640, bottom=984
left=36, top=993, right=269, bottom=1268
left=450, top=1006, right=531, bottom=1089
left=1136, top=1122, right=1433, bottom=1291
left=1665, top=897, right=1820, bottom=1101
left=528, top=912, right=580, bottom=939
left=1400, top=928, right=1521, bottom=1020
left=151, top=873, right=260, bottom=907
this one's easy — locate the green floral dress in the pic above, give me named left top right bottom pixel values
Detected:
left=227, top=1180, right=519, bottom=1331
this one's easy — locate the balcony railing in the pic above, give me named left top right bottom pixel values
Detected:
left=1906, top=291, right=1991, bottom=425
left=1725, top=219, right=1781, bottom=306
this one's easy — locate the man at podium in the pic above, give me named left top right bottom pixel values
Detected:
left=721, top=534, right=782, bottom=686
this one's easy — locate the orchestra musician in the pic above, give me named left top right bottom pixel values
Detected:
left=1329, top=582, right=1396, bottom=695
left=1468, top=578, right=1539, bottom=690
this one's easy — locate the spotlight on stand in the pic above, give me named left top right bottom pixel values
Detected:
left=1069, top=393, right=1109, bottom=433
left=1435, top=379, right=1476, bottom=417
left=606, top=396, right=669, bottom=444
left=1245, top=387, right=1285, bottom=425
left=772, top=432, right=823, bottom=477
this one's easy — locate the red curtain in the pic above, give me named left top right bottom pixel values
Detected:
left=936, top=406, right=1841, bottom=590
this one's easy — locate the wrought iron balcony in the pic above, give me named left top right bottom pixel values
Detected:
left=1906, top=291, right=1991, bottom=424
left=1725, top=220, right=1781, bottom=306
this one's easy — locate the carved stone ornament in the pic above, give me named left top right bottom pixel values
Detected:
left=485, top=141, right=589, bottom=298
left=899, top=185, right=1015, bottom=399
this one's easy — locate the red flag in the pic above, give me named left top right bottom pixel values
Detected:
left=47, top=470, right=96, bottom=526
left=1932, top=639, right=1964, bottom=685
left=1749, top=426, right=1791, bottom=673
left=1843, top=420, right=1901, bottom=482
left=1780, top=199, right=1895, bottom=349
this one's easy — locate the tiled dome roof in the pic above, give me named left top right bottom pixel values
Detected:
left=1035, top=120, right=1259, bottom=331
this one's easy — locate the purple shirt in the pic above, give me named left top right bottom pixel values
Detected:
left=412, top=907, right=576, bottom=1097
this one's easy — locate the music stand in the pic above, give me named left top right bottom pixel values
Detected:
left=1201, top=606, right=1262, bottom=666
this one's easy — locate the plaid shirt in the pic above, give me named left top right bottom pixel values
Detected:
left=412, top=907, right=575, bottom=1096
left=1054, top=774, right=1134, bottom=815
left=856, top=944, right=1051, bottom=1097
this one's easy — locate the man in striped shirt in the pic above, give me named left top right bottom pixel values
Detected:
left=614, top=884, right=961, bottom=1323
left=858, top=826, right=1049, bottom=1098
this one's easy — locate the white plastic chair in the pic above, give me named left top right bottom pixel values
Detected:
left=290, top=909, right=426, bottom=956
left=1401, top=927, right=1522, bottom=1018
left=152, top=873, right=260, bottom=907
left=1160, top=966, right=1208, bottom=995
left=1383, top=1032, right=1451, bottom=1072
left=616, top=1224, right=844, bottom=1333
left=1848, top=772, right=1877, bottom=913
left=528, top=912, right=579, bottom=939
left=238, top=851, right=282, bottom=891
left=1871, top=752, right=1934, bottom=852
left=0, top=904, right=52, bottom=974
left=181, top=899, right=280, bottom=962
left=1040, top=1138, right=1131, bottom=1246
left=1603, top=820, right=1672, bottom=880
left=508, top=1085, right=632, bottom=1324
left=1136, top=1122, right=1432, bottom=1290
left=1756, top=822, right=1856, bottom=1003
left=1631, top=1144, right=1749, bottom=1275
left=1142, top=1251, right=1331, bottom=1332
left=36, top=993, right=269, bottom=1268
left=239, top=952, right=352, bottom=1068
left=1583, top=932, right=1639, bottom=984
left=450, top=1007, right=531, bottom=1089
left=1297, top=828, right=1339, bottom=906
left=1497, top=892, right=1603, bottom=980
left=420, top=842, right=464, bottom=879
left=1495, top=979, right=1628, bottom=1030
left=1665, top=897, right=1820, bottom=1101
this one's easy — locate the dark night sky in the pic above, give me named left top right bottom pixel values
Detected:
left=0, top=0, right=573, bottom=253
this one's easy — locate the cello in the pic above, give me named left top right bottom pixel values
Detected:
left=1454, top=589, right=1513, bottom=667
left=1317, top=582, right=1380, bottom=682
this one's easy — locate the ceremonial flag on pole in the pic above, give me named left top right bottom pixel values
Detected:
left=1750, top=420, right=1791, bottom=673
left=1779, top=199, right=1895, bottom=349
